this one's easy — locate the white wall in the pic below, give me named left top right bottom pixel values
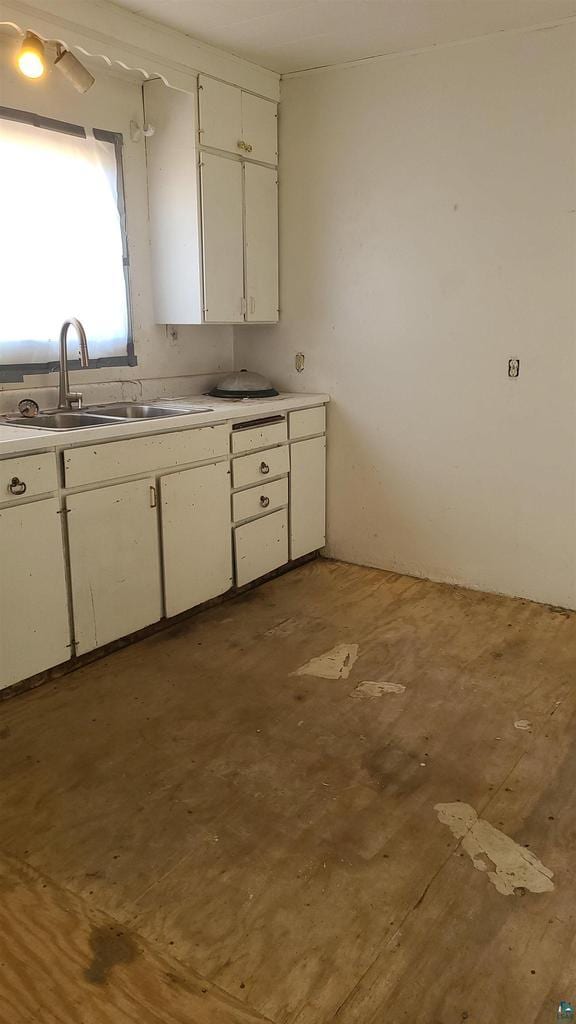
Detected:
left=0, top=34, right=234, bottom=410
left=236, top=24, right=576, bottom=608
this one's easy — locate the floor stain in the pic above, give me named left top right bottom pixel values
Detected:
left=293, top=643, right=359, bottom=680
left=265, top=617, right=299, bottom=638
left=84, top=925, right=138, bottom=984
left=435, top=801, right=554, bottom=896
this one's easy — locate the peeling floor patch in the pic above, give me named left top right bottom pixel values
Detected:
left=353, top=681, right=406, bottom=698
left=294, top=644, right=359, bottom=680
left=435, top=801, right=554, bottom=896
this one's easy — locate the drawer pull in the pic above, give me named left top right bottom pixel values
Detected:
left=8, top=476, right=26, bottom=496
left=260, top=461, right=270, bottom=475
left=260, top=495, right=270, bottom=508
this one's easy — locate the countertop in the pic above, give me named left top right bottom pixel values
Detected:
left=0, top=393, right=330, bottom=458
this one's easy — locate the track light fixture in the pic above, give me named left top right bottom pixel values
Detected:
left=17, top=32, right=45, bottom=79
left=54, top=46, right=95, bottom=93
left=16, top=32, right=95, bottom=93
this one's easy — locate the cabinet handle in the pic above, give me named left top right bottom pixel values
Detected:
left=149, top=485, right=157, bottom=508
left=237, top=140, right=253, bottom=153
left=259, top=461, right=270, bottom=475
left=260, top=495, right=270, bottom=508
left=249, top=296, right=256, bottom=315
left=8, top=476, right=26, bottom=495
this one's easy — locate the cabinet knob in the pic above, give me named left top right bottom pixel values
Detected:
left=237, top=140, right=253, bottom=153
left=260, top=495, right=270, bottom=508
left=259, top=461, right=270, bottom=475
left=8, top=476, right=26, bottom=495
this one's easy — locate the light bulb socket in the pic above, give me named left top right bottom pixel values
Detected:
left=54, top=48, right=95, bottom=93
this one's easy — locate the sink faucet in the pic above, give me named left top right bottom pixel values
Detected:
left=58, top=318, right=90, bottom=410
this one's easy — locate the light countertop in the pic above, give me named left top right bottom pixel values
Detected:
left=0, top=393, right=330, bottom=458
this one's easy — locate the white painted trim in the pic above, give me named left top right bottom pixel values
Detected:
left=281, top=14, right=576, bottom=79
left=1, top=0, right=280, bottom=99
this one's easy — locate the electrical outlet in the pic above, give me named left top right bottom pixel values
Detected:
left=295, top=352, right=305, bottom=373
left=508, top=358, right=520, bottom=378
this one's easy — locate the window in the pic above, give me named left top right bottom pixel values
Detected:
left=0, top=107, right=134, bottom=381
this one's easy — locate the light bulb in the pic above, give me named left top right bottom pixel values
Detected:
left=17, top=33, right=45, bottom=79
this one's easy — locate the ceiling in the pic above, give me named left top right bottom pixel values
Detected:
left=111, top=0, right=576, bottom=74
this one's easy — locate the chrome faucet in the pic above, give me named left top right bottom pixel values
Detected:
left=58, top=318, right=90, bottom=410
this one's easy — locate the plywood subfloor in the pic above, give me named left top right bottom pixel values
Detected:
left=1, top=559, right=576, bottom=1023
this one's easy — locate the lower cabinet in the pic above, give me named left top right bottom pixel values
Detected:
left=160, top=461, right=232, bottom=617
left=67, top=479, right=163, bottom=655
left=234, top=508, right=288, bottom=587
left=290, top=436, right=327, bottom=560
left=0, top=498, right=70, bottom=690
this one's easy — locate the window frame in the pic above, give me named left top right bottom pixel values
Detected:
left=0, top=105, right=136, bottom=383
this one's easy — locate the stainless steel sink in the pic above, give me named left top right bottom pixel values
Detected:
left=0, top=402, right=213, bottom=431
left=1, top=411, right=127, bottom=430
left=87, top=403, right=208, bottom=419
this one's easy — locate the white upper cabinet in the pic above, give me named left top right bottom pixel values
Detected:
left=201, top=153, right=245, bottom=323
left=244, top=163, right=279, bottom=322
left=241, top=92, right=278, bottom=165
left=199, top=76, right=242, bottom=154
left=144, top=78, right=279, bottom=325
left=144, top=79, right=203, bottom=325
left=198, top=76, right=278, bottom=165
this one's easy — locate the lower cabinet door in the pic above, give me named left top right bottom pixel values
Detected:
left=290, top=436, right=326, bottom=560
left=0, top=498, right=70, bottom=690
left=234, top=508, right=288, bottom=587
left=67, top=479, right=162, bottom=655
left=161, top=461, right=232, bottom=617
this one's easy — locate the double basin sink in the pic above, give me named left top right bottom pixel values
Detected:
left=1, top=403, right=211, bottom=431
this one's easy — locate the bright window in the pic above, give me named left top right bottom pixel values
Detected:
left=0, top=107, right=133, bottom=380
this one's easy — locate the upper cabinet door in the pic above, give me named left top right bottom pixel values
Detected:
left=199, top=76, right=242, bottom=155
left=244, top=163, right=279, bottom=323
left=200, top=153, right=245, bottom=323
left=241, top=92, right=278, bottom=165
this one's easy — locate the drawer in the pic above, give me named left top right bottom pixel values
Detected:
left=231, top=418, right=287, bottom=454
left=289, top=406, right=326, bottom=440
left=233, top=477, right=288, bottom=523
left=0, top=452, right=57, bottom=502
left=234, top=508, right=288, bottom=587
left=65, top=424, right=229, bottom=487
left=232, top=444, right=289, bottom=489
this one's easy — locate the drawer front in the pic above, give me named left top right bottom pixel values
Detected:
left=234, top=508, right=288, bottom=587
left=0, top=452, right=57, bottom=502
left=231, top=419, right=287, bottom=454
left=232, top=445, right=289, bottom=489
left=233, top=477, right=288, bottom=523
left=289, top=406, right=326, bottom=440
left=65, top=424, right=229, bottom=487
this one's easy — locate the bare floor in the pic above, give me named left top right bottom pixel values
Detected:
left=1, top=559, right=576, bottom=1023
